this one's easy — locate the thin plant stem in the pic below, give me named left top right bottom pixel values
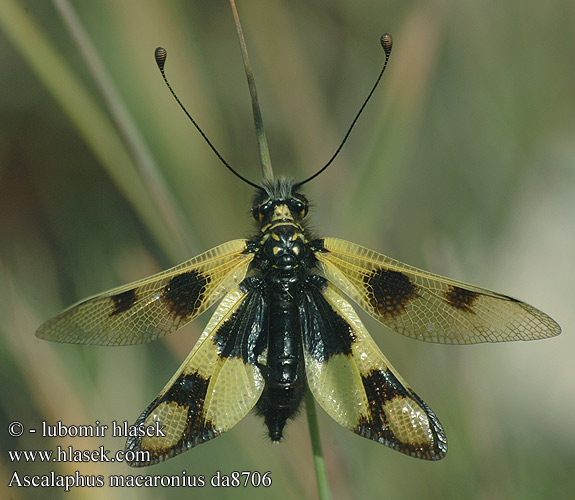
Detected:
left=229, top=0, right=274, bottom=182
left=305, top=389, right=332, bottom=500
left=0, top=0, right=182, bottom=262
left=228, top=3, right=330, bottom=497
left=53, top=0, right=196, bottom=257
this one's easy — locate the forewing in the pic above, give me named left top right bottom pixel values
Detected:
left=315, top=238, right=560, bottom=344
left=36, top=240, right=254, bottom=345
left=301, top=280, right=447, bottom=460
left=126, top=284, right=267, bottom=466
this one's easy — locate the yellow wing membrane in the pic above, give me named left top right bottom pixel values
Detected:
left=36, top=240, right=253, bottom=345
left=126, top=286, right=265, bottom=466
left=315, top=238, right=560, bottom=344
left=303, top=282, right=447, bottom=459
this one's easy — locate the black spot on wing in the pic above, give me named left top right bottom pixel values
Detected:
left=365, top=269, right=418, bottom=319
left=356, top=369, right=403, bottom=436
left=212, top=277, right=268, bottom=365
left=167, top=371, right=212, bottom=410
left=356, top=369, right=446, bottom=460
left=126, top=371, right=217, bottom=466
left=300, top=276, right=355, bottom=362
left=363, top=368, right=407, bottom=401
left=444, top=285, right=479, bottom=313
left=162, top=271, right=209, bottom=320
left=110, top=289, right=138, bottom=316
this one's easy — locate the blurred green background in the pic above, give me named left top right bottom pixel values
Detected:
left=1, top=1, right=573, bottom=499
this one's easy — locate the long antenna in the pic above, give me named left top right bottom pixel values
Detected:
left=294, top=33, right=393, bottom=188
left=154, top=47, right=263, bottom=191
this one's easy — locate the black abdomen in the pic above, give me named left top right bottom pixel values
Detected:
left=256, top=277, right=305, bottom=441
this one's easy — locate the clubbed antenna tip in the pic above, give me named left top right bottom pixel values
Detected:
left=380, top=33, right=393, bottom=55
left=155, top=46, right=167, bottom=72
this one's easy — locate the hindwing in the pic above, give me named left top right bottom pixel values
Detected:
left=126, top=283, right=267, bottom=466
left=314, top=238, right=560, bottom=344
left=36, top=240, right=253, bottom=346
left=301, top=280, right=447, bottom=460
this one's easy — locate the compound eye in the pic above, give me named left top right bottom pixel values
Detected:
left=289, top=197, right=308, bottom=218
left=252, top=200, right=273, bottom=221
